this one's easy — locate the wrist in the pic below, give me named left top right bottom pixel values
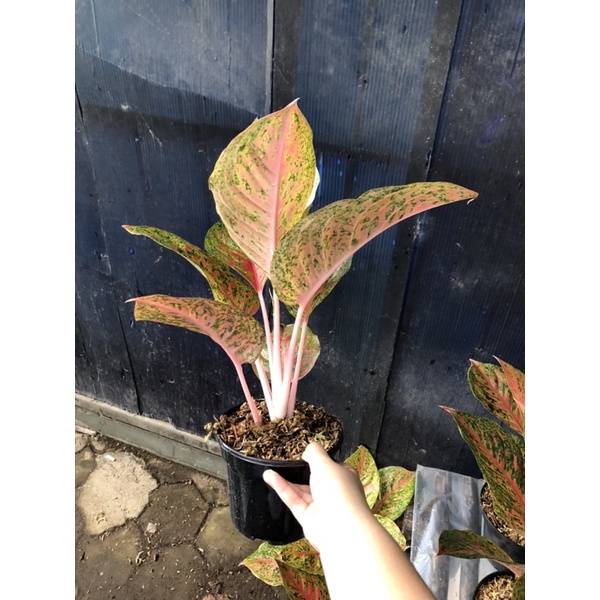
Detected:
left=314, top=509, right=379, bottom=557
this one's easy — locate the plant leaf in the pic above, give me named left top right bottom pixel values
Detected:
left=441, top=408, right=525, bottom=534
left=372, top=466, right=415, bottom=521
left=241, top=542, right=284, bottom=587
left=286, top=257, right=353, bottom=319
left=438, top=530, right=524, bottom=578
left=278, top=538, right=324, bottom=576
left=496, top=356, right=525, bottom=419
left=271, top=182, right=478, bottom=309
left=512, top=573, right=525, bottom=600
left=344, top=446, right=380, bottom=510
left=468, top=359, right=525, bottom=437
left=253, top=324, right=320, bottom=381
left=123, top=225, right=260, bottom=315
left=208, top=100, right=319, bottom=275
left=204, top=221, right=268, bottom=293
left=277, top=560, right=330, bottom=600
left=128, top=295, right=265, bottom=365
left=374, top=514, right=408, bottom=551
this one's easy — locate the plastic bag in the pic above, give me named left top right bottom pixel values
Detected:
left=410, top=465, right=498, bottom=599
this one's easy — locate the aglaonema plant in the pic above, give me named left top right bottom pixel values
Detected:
left=438, top=530, right=524, bottom=600
left=441, top=357, right=525, bottom=537
left=437, top=357, right=525, bottom=599
left=124, top=100, right=478, bottom=425
left=242, top=445, right=416, bottom=600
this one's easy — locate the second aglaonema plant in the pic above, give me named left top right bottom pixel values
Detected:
left=437, top=357, right=525, bottom=599
left=124, top=100, right=478, bottom=425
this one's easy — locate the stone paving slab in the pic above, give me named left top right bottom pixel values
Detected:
left=75, top=429, right=288, bottom=600
left=78, top=451, right=159, bottom=535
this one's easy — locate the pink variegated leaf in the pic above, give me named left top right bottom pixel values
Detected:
left=204, top=221, right=268, bottom=293
left=285, top=257, right=352, bottom=319
left=438, top=530, right=525, bottom=578
left=123, top=225, right=259, bottom=315
left=128, top=295, right=265, bottom=366
left=241, top=542, right=284, bottom=587
left=495, top=356, right=525, bottom=417
left=277, top=560, right=330, bottom=600
left=253, top=324, right=320, bottom=381
left=372, top=466, right=415, bottom=521
left=209, top=100, right=319, bottom=275
left=271, top=182, right=477, bottom=310
left=442, top=408, right=525, bottom=535
left=278, top=538, right=324, bottom=576
left=374, top=514, right=408, bottom=550
left=344, top=446, right=380, bottom=510
left=468, top=359, right=525, bottom=437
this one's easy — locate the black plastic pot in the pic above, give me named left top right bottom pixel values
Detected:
left=216, top=408, right=343, bottom=545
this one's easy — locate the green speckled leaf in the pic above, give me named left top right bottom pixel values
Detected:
left=278, top=538, right=324, bottom=576
left=208, top=100, right=319, bottom=275
left=123, top=225, right=259, bottom=315
left=468, top=358, right=525, bottom=436
left=442, top=408, right=525, bottom=534
left=241, top=542, right=283, bottom=586
left=497, top=357, right=525, bottom=422
left=253, top=324, right=320, bottom=381
left=204, top=221, right=268, bottom=293
left=512, top=573, right=525, bottom=600
left=344, top=445, right=380, bottom=510
left=277, top=560, right=330, bottom=600
left=438, top=530, right=519, bottom=566
left=128, top=294, right=264, bottom=365
left=374, top=514, right=408, bottom=550
left=286, top=257, right=352, bottom=318
left=372, top=466, right=415, bottom=521
left=271, top=182, right=477, bottom=308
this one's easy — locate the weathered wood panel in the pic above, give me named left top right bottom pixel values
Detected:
left=75, top=0, right=525, bottom=476
left=270, top=0, right=473, bottom=461
left=273, top=0, right=463, bottom=162
left=377, top=0, right=525, bottom=475
left=76, top=99, right=139, bottom=411
left=75, top=0, right=273, bottom=116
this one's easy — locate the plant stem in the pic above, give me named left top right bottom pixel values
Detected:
left=255, top=360, right=274, bottom=419
left=234, top=362, right=261, bottom=424
left=286, top=319, right=307, bottom=418
left=279, top=303, right=306, bottom=419
left=272, top=292, right=283, bottom=384
left=268, top=292, right=289, bottom=419
left=258, top=291, right=274, bottom=372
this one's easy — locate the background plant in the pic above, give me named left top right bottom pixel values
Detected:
left=124, top=100, right=477, bottom=424
left=437, top=357, right=525, bottom=599
left=242, top=445, right=415, bottom=600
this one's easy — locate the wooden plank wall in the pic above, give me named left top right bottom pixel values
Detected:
left=75, top=0, right=524, bottom=477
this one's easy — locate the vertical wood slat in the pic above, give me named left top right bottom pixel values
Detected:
left=271, top=0, right=467, bottom=457
left=76, top=95, right=139, bottom=412
left=377, top=0, right=525, bottom=474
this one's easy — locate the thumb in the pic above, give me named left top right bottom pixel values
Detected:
left=302, top=441, right=329, bottom=465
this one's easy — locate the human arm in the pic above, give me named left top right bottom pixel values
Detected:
left=263, top=442, right=436, bottom=600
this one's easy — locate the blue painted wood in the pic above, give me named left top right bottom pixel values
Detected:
left=75, top=0, right=525, bottom=476
left=377, top=0, right=525, bottom=474
left=75, top=0, right=273, bottom=116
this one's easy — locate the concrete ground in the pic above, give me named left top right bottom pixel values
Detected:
left=75, top=427, right=288, bottom=600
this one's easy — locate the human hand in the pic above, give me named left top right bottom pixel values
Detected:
left=262, top=441, right=371, bottom=551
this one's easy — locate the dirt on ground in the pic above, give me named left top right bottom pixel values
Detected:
left=75, top=430, right=288, bottom=600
